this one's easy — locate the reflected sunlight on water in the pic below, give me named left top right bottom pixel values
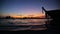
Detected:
left=0, top=19, right=52, bottom=31
left=0, top=19, right=52, bottom=25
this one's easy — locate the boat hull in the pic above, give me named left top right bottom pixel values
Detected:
left=45, top=10, right=60, bottom=19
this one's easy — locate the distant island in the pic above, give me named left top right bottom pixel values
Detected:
left=0, top=16, right=46, bottom=19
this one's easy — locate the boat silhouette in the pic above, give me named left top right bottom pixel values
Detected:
left=42, top=7, right=60, bottom=33
left=42, top=7, right=60, bottom=19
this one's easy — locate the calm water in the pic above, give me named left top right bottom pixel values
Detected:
left=0, top=19, right=52, bottom=31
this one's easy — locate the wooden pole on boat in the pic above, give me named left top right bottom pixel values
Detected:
left=42, top=7, right=50, bottom=25
left=42, top=7, right=47, bottom=19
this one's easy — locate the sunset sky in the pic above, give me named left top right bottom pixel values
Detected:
left=0, top=0, right=60, bottom=18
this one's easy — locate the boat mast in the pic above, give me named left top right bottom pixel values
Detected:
left=42, top=7, right=47, bottom=12
left=42, top=7, right=48, bottom=19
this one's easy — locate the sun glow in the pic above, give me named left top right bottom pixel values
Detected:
left=11, top=13, right=45, bottom=18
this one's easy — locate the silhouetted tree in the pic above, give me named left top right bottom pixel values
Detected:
left=5, top=16, right=11, bottom=19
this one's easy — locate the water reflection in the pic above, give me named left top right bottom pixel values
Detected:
left=0, top=19, right=52, bottom=31
left=0, top=19, right=52, bottom=25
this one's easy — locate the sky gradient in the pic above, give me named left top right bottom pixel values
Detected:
left=0, top=0, right=60, bottom=18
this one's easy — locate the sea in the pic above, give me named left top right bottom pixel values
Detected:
left=0, top=19, right=52, bottom=31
